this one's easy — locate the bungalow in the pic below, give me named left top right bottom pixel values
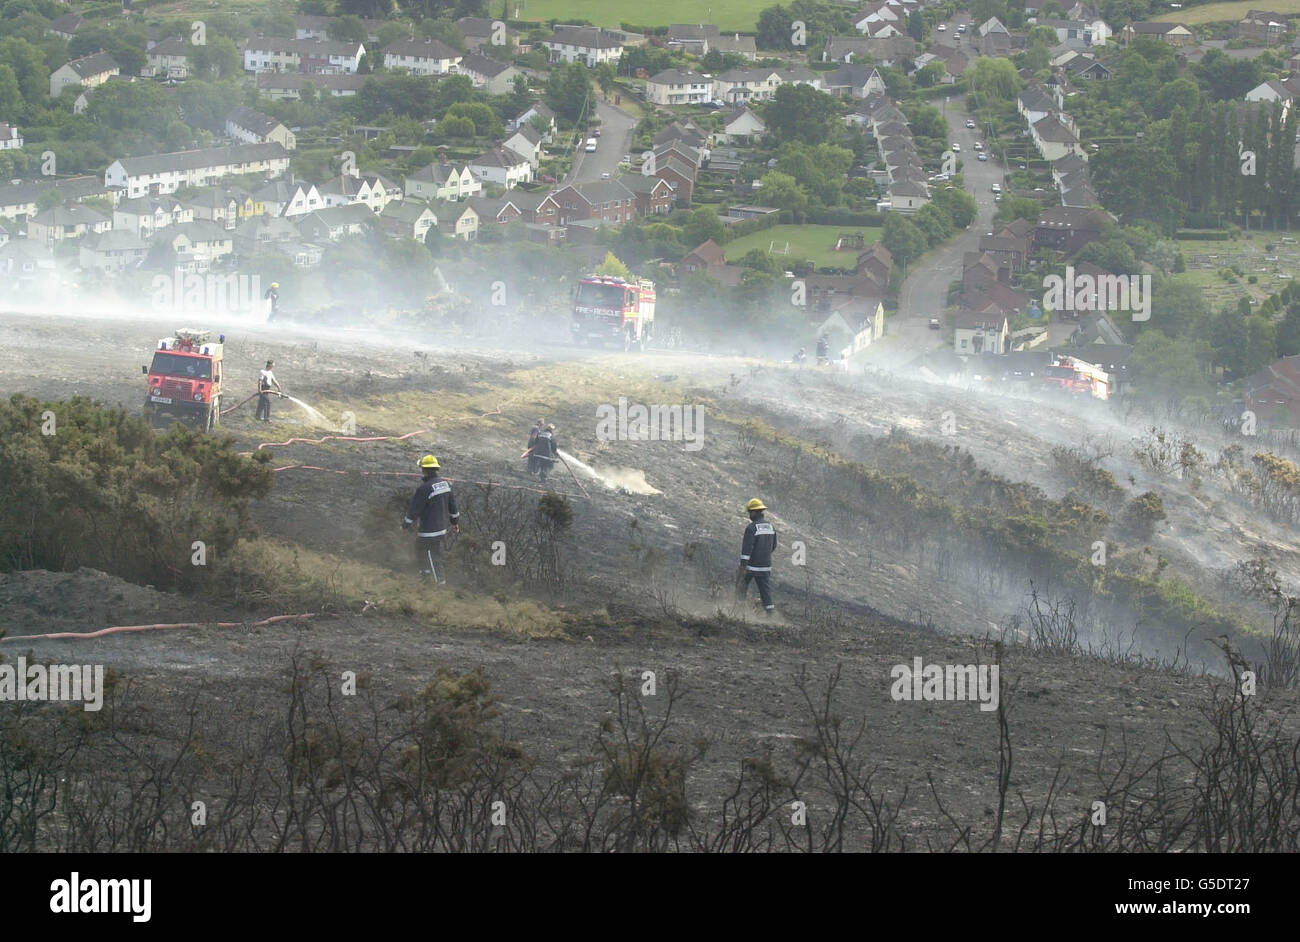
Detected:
left=256, top=72, right=367, bottom=100
left=1036, top=18, right=1110, bottom=46
left=0, top=124, right=21, bottom=150
left=143, top=36, right=191, bottom=80
left=50, top=52, right=119, bottom=98
left=458, top=53, right=521, bottom=94
left=79, top=230, right=149, bottom=272
left=1235, top=11, right=1290, bottom=44
left=1120, top=22, right=1193, bottom=45
left=1072, top=58, right=1112, bottom=80
left=822, top=64, right=886, bottom=99
left=379, top=200, right=438, bottom=241
left=106, top=143, right=290, bottom=199
left=113, top=195, right=193, bottom=237
left=225, top=106, right=297, bottom=151
left=954, top=310, right=1011, bottom=355
left=680, top=238, right=731, bottom=277
left=438, top=202, right=479, bottom=240
left=647, top=69, right=713, bottom=106
left=405, top=160, right=482, bottom=202
left=27, top=204, right=111, bottom=243
left=503, top=124, right=543, bottom=169
left=242, top=37, right=366, bottom=74
left=542, top=26, right=624, bottom=67
left=468, top=146, right=533, bottom=189
left=382, top=38, right=462, bottom=75
left=297, top=203, right=375, bottom=242
left=166, top=220, right=234, bottom=264
left=716, top=107, right=767, bottom=144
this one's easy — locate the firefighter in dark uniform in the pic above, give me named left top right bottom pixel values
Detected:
left=816, top=335, right=829, bottom=365
left=526, top=418, right=544, bottom=474
left=533, top=424, right=558, bottom=483
left=402, top=455, right=460, bottom=583
left=736, top=498, right=777, bottom=615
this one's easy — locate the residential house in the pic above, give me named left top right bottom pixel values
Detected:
left=887, top=179, right=929, bottom=212
left=225, top=106, right=297, bottom=151
left=465, top=195, right=521, bottom=225
left=548, top=180, right=638, bottom=226
left=822, top=64, right=886, bottom=99
left=1245, top=79, right=1297, bottom=123
left=166, top=220, right=234, bottom=265
left=27, top=204, right=110, bottom=243
left=180, top=190, right=240, bottom=229
left=231, top=214, right=301, bottom=257
left=379, top=200, right=438, bottom=241
left=823, top=34, right=917, bottom=65
left=438, top=202, right=479, bottom=240
left=710, top=34, right=758, bottom=59
left=47, top=13, right=85, bottom=41
left=458, top=53, right=521, bottom=94
left=511, top=102, right=556, bottom=141
left=105, top=143, right=291, bottom=199
left=79, top=230, right=149, bottom=272
left=456, top=16, right=517, bottom=51
left=256, top=72, right=367, bottom=99
left=113, top=195, right=193, bottom=237
left=1243, top=355, right=1300, bottom=426
left=654, top=155, right=697, bottom=203
left=50, top=52, right=119, bottom=98
left=542, top=26, right=624, bottom=66
left=665, top=24, right=719, bottom=55
left=1035, top=206, right=1111, bottom=253
left=712, top=108, right=764, bottom=145
left=979, top=226, right=1032, bottom=271
left=404, top=160, right=482, bottom=201
left=255, top=177, right=325, bottom=217
left=1031, top=114, right=1084, bottom=160
left=294, top=14, right=384, bottom=41
left=242, top=37, right=366, bottom=74
left=143, top=36, right=191, bottom=79
left=954, top=310, right=1011, bottom=355
left=621, top=175, right=675, bottom=216
left=1071, top=58, right=1112, bottom=80
left=654, top=120, right=708, bottom=150
left=297, top=203, right=374, bottom=242
left=0, top=241, right=53, bottom=284
left=0, top=124, right=21, bottom=150
left=680, top=239, right=744, bottom=285
left=0, top=176, right=115, bottom=221
left=1018, top=86, right=1057, bottom=126
left=647, top=69, right=713, bottom=106
left=1036, top=18, right=1110, bottom=45
left=855, top=242, right=894, bottom=288
left=711, top=68, right=785, bottom=104
left=468, top=146, right=533, bottom=188
left=502, top=124, right=543, bottom=169
left=379, top=38, right=460, bottom=75
left=319, top=172, right=401, bottom=212
left=804, top=272, right=884, bottom=314
left=1120, top=22, right=1193, bottom=45
left=1235, top=11, right=1290, bottom=43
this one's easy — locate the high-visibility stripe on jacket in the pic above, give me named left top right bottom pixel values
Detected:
left=405, top=474, right=459, bottom=537
left=741, top=518, right=777, bottom=572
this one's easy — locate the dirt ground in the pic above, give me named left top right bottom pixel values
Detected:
left=2, top=309, right=1297, bottom=846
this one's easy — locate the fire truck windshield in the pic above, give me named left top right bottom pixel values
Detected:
left=576, top=282, right=627, bottom=310
left=150, top=352, right=211, bottom=379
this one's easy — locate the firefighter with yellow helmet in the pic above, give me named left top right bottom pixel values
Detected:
left=403, top=455, right=460, bottom=583
left=737, top=498, right=777, bottom=615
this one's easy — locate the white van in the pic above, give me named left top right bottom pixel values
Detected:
left=584, top=138, right=597, bottom=152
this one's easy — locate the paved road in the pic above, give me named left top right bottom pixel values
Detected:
left=565, top=97, right=636, bottom=185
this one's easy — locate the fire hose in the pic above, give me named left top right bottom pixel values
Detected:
left=221, top=390, right=286, bottom=416
left=0, top=612, right=319, bottom=644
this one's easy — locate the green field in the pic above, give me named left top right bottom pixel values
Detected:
left=512, top=0, right=769, bottom=31
left=1152, top=0, right=1300, bottom=24
left=724, top=224, right=883, bottom=269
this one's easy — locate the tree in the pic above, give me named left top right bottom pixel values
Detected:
left=328, top=15, right=368, bottom=44
left=446, top=101, right=501, bottom=136
left=545, top=61, right=591, bottom=124
left=593, top=61, right=617, bottom=95
left=907, top=10, right=928, bottom=43
left=596, top=251, right=631, bottom=278
left=434, top=115, right=476, bottom=140
left=966, top=56, right=1021, bottom=102
left=764, top=82, right=839, bottom=145
left=930, top=185, right=978, bottom=229
left=0, top=64, right=19, bottom=118
left=189, top=35, right=241, bottom=80
left=882, top=213, right=926, bottom=268
left=915, top=60, right=946, bottom=88
left=339, top=0, right=392, bottom=16
left=757, top=171, right=808, bottom=216
left=682, top=207, right=727, bottom=248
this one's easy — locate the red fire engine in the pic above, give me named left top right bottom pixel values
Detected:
left=1043, top=353, right=1109, bottom=400
left=571, top=275, right=656, bottom=350
left=141, top=328, right=225, bottom=430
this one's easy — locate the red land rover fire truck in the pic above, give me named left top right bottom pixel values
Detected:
left=571, top=275, right=656, bottom=350
left=141, top=328, right=225, bottom=430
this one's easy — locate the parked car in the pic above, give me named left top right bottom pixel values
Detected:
left=951, top=142, right=961, bottom=152
left=928, top=317, right=941, bottom=330
left=584, top=138, right=597, bottom=152
left=965, top=119, right=976, bottom=129
left=937, top=23, right=946, bottom=31
left=600, top=171, right=611, bottom=179
left=977, top=153, right=988, bottom=161
left=990, top=183, right=1001, bottom=193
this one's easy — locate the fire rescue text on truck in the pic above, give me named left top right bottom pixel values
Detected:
left=142, top=328, right=225, bottom=430
left=571, top=275, right=656, bottom=351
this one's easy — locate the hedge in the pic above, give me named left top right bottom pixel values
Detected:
left=1176, top=229, right=1233, bottom=241
left=807, top=208, right=885, bottom=227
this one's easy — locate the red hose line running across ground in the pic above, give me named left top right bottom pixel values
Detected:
left=0, top=612, right=319, bottom=644
left=257, top=429, right=430, bottom=450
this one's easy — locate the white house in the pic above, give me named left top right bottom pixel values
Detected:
left=105, top=144, right=291, bottom=199
left=468, top=145, right=533, bottom=189
left=502, top=125, right=543, bottom=169
left=255, top=72, right=367, bottom=100
left=142, top=36, right=191, bottom=79
left=254, top=178, right=326, bottom=217
left=382, top=38, right=462, bottom=75
left=0, top=124, right=21, bottom=150
left=379, top=200, right=438, bottom=241
left=888, top=179, right=930, bottom=213
left=404, top=161, right=483, bottom=201
left=50, top=52, right=119, bottom=98
left=512, top=102, right=557, bottom=142
left=1030, top=114, right=1084, bottom=161
left=113, top=195, right=193, bottom=237
left=79, top=230, right=149, bottom=272
left=225, top=106, right=297, bottom=151
left=542, top=26, right=624, bottom=66
left=457, top=52, right=521, bottom=94
left=318, top=173, right=401, bottom=212
left=241, top=37, right=365, bottom=74
left=297, top=204, right=374, bottom=242
left=647, top=69, right=713, bottom=105
left=716, top=107, right=767, bottom=144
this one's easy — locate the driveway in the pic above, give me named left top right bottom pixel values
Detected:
left=565, top=97, right=637, bottom=185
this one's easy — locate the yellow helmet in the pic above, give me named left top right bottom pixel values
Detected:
left=271, top=282, right=279, bottom=288
left=418, top=455, right=440, bottom=469
left=745, top=498, right=766, bottom=512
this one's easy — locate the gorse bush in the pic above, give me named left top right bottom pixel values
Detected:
left=0, top=395, right=273, bottom=589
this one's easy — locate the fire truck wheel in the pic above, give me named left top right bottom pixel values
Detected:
left=210, top=397, right=220, bottom=429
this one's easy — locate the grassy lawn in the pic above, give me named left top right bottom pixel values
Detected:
left=1151, top=0, right=1300, bottom=23
left=512, top=0, right=768, bottom=31
left=725, top=224, right=882, bottom=269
